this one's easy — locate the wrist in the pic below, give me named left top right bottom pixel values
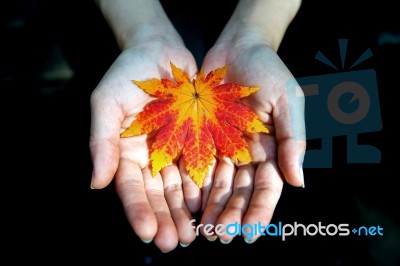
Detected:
left=216, top=0, right=301, bottom=51
left=121, top=23, right=184, bottom=51
left=96, top=0, right=184, bottom=50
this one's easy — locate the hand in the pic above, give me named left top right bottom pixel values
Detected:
left=89, top=36, right=200, bottom=252
left=198, top=33, right=306, bottom=243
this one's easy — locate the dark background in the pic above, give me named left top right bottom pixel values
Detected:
left=1, top=0, right=397, bottom=264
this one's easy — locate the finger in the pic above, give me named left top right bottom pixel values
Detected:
left=199, top=159, right=217, bottom=212
left=89, top=93, right=123, bottom=189
left=242, top=160, right=283, bottom=243
left=115, top=158, right=157, bottom=242
left=216, top=164, right=255, bottom=243
left=143, top=168, right=178, bottom=252
left=179, top=159, right=201, bottom=214
left=278, top=138, right=306, bottom=187
left=274, top=82, right=306, bottom=187
left=200, top=158, right=235, bottom=239
left=161, top=165, right=196, bottom=247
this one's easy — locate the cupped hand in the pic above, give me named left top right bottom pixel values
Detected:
left=199, top=37, right=306, bottom=243
left=89, top=37, right=200, bottom=252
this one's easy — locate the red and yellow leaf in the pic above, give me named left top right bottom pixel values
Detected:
left=121, top=63, right=268, bottom=187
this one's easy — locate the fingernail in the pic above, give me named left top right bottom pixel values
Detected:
left=160, top=250, right=169, bottom=253
left=90, top=170, right=96, bottom=189
left=207, top=236, right=217, bottom=242
left=220, top=238, right=232, bottom=244
left=299, top=164, right=305, bottom=188
left=180, top=242, right=190, bottom=248
left=141, top=239, right=153, bottom=244
left=244, top=238, right=256, bottom=244
left=299, top=153, right=305, bottom=188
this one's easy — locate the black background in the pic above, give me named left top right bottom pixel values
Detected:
left=1, top=0, right=397, bottom=264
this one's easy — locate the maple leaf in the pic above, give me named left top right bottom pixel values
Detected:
left=121, top=63, right=268, bottom=187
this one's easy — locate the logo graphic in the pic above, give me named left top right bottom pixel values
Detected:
left=288, top=39, right=382, bottom=167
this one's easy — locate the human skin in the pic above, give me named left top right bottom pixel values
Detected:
left=90, top=0, right=305, bottom=252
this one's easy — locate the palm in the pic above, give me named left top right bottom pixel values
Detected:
left=116, top=46, right=198, bottom=167
left=204, top=42, right=303, bottom=165
left=224, top=46, right=286, bottom=163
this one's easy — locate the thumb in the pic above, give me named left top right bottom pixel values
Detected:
left=274, top=79, right=306, bottom=187
left=89, top=92, right=122, bottom=189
